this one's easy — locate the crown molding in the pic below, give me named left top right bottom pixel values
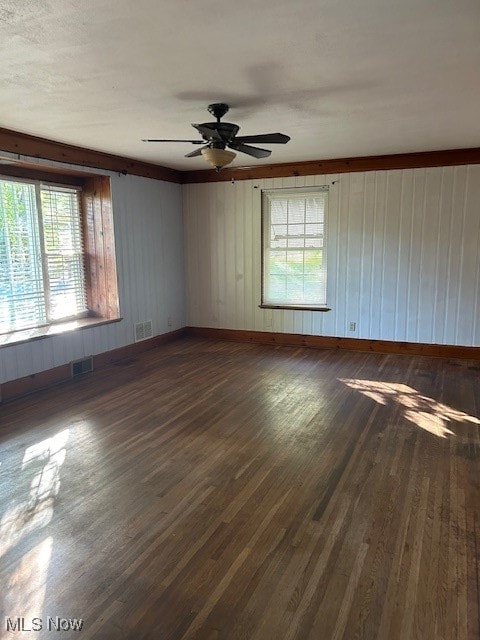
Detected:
left=181, top=147, right=480, bottom=183
left=0, top=127, right=182, bottom=183
left=2, top=127, right=480, bottom=185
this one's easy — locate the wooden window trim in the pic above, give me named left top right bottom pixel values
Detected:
left=82, top=175, right=119, bottom=320
left=259, top=305, right=331, bottom=312
left=0, top=166, right=120, bottom=346
left=0, top=317, right=122, bottom=348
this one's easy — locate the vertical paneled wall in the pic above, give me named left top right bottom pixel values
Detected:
left=0, top=171, right=185, bottom=384
left=184, top=165, right=480, bottom=346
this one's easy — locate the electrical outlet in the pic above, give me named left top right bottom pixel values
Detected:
left=167, top=316, right=173, bottom=327
left=349, top=321, right=356, bottom=332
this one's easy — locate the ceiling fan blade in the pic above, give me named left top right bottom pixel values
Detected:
left=233, top=133, right=290, bottom=144
left=228, top=142, right=271, bottom=159
left=192, top=123, right=223, bottom=141
left=185, top=145, right=209, bottom=158
left=142, top=139, right=204, bottom=143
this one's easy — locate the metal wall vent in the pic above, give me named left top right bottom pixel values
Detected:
left=134, top=320, right=153, bottom=342
left=71, top=357, right=93, bottom=377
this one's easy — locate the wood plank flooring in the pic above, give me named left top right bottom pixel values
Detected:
left=0, top=337, right=479, bottom=639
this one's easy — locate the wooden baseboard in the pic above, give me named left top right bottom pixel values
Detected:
left=3, top=326, right=478, bottom=403
left=186, top=326, right=480, bottom=360
left=0, top=328, right=187, bottom=403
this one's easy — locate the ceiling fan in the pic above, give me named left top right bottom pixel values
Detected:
left=142, top=103, right=290, bottom=171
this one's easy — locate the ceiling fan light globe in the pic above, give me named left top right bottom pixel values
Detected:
left=201, top=147, right=236, bottom=170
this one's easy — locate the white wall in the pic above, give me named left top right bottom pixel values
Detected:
left=0, top=170, right=185, bottom=384
left=2, top=161, right=479, bottom=386
left=184, top=165, right=480, bottom=346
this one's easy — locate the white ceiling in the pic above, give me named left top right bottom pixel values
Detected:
left=1, top=0, right=479, bottom=171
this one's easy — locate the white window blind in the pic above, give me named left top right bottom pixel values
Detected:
left=0, top=178, right=87, bottom=333
left=262, top=187, right=328, bottom=308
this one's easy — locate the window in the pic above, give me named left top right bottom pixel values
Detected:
left=0, top=177, right=87, bottom=333
left=262, top=186, right=329, bottom=309
left=0, top=166, right=119, bottom=347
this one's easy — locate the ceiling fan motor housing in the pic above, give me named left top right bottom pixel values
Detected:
left=143, top=103, right=290, bottom=168
left=203, top=123, right=240, bottom=145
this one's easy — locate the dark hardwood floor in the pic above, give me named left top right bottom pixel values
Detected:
left=0, top=337, right=479, bottom=639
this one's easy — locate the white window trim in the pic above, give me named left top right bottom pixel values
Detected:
left=261, top=186, right=330, bottom=311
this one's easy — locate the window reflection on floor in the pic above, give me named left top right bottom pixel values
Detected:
left=3, top=537, right=53, bottom=628
left=0, top=429, right=69, bottom=629
left=339, top=379, right=480, bottom=438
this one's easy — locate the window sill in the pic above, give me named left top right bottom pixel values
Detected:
left=0, top=316, right=122, bottom=349
left=259, top=304, right=331, bottom=312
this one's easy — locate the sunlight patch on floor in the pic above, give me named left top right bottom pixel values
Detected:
left=0, top=429, right=69, bottom=560
left=0, top=428, right=72, bottom=633
left=339, top=379, right=480, bottom=438
left=3, top=536, right=53, bottom=625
